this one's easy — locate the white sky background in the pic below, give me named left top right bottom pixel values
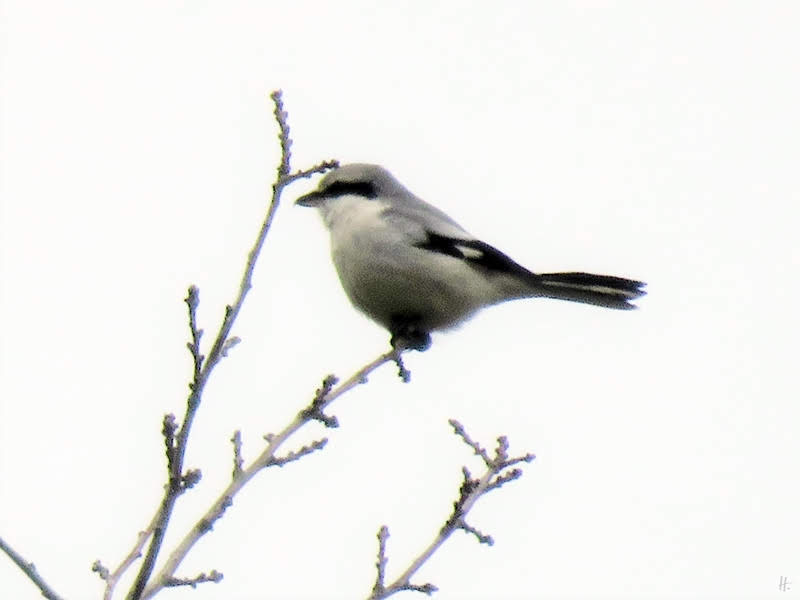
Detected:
left=1, top=2, right=799, bottom=599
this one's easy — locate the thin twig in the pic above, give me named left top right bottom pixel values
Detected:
left=93, top=508, right=161, bottom=600
left=458, top=521, right=493, bottom=546
left=267, top=438, right=329, bottom=467
left=231, top=430, right=243, bottom=480
left=164, top=569, right=223, bottom=588
left=371, top=526, right=389, bottom=596
left=126, top=90, right=336, bottom=600
left=367, top=421, right=535, bottom=599
left=0, top=536, right=66, bottom=600
left=140, top=346, right=407, bottom=599
left=300, top=374, right=340, bottom=427
left=448, top=419, right=491, bottom=466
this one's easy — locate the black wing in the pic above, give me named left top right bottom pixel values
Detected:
left=414, top=232, right=646, bottom=309
left=414, top=232, right=536, bottom=280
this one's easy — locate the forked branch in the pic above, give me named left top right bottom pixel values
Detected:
left=120, top=90, right=337, bottom=600
left=368, top=420, right=535, bottom=599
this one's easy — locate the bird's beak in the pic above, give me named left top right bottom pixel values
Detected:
left=295, top=190, right=323, bottom=207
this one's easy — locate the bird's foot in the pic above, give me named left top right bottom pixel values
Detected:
left=389, top=320, right=431, bottom=352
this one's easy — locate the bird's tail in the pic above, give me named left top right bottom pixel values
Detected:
left=531, top=272, right=646, bottom=310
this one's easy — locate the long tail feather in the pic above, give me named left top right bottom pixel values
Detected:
left=533, top=272, right=647, bottom=310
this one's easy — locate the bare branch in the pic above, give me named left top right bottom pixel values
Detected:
left=502, top=453, right=537, bottom=468
left=457, top=521, right=493, bottom=546
left=183, top=495, right=234, bottom=547
left=162, top=414, right=178, bottom=475
left=485, top=468, right=524, bottom=493
left=184, top=286, right=204, bottom=379
left=284, top=161, right=339, bottom=184
left=270, top=90, right=337, bottom=186
left=231, top=430, right=243, bottom=480
left=393, top=353, right=411, bottom=383
left=140, top=346, right=408, bottom=599
left=126, top=90, right=338, bottom=600
left=313, top=374, right=339, bottom=402
left=447, top=419, right=490, bottom=466
left=397, top=582, right=437, bottom=595
left=267, top=438, right=328, bottom=467
left=271, top=90, right=292, bottom=179
left=371, top=526, right=389, bottom=596
left=164, top=569, right=223, bottom=588
left=94, top=509, right=161, bottom=600
left=92, top=560, right=110, bottom=581
left=367, top=421, right=534, bottom=599
left=181, top=469, right=202, bottom=490
left=370, top=526, right=436, bottom=598
left=220, top=336, right=241, bottom=357
left=493, top=435, right=509, bottom=465
left=0, top=536, right=66, bottom=600
left=300, top=374, right=340, bottom=428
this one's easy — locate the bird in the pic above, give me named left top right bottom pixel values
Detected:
left=295, top=163, right=645, bottom=351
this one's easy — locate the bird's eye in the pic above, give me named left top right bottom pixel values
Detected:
left=322, top=180, right=378, bottom=199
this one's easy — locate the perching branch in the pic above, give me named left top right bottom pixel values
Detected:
left=0, top=536, right=66, bottom=600
left=368, top=420, right=535, bottom=599
left=140, top=346, right=408, bottom=599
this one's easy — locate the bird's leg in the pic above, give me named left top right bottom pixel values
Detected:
left=389, top=316, right=431, bottom=352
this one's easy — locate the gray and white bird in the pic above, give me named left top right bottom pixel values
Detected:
left=296, top=164, right=645, bottom=351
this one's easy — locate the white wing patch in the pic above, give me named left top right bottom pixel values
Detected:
left=454, top=244, right=484, bottom=260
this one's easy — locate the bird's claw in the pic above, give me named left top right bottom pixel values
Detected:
left=389, top=320, right=431, bottom=352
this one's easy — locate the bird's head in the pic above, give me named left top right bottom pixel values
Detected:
left=294, top=164, right=407, bottom=208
